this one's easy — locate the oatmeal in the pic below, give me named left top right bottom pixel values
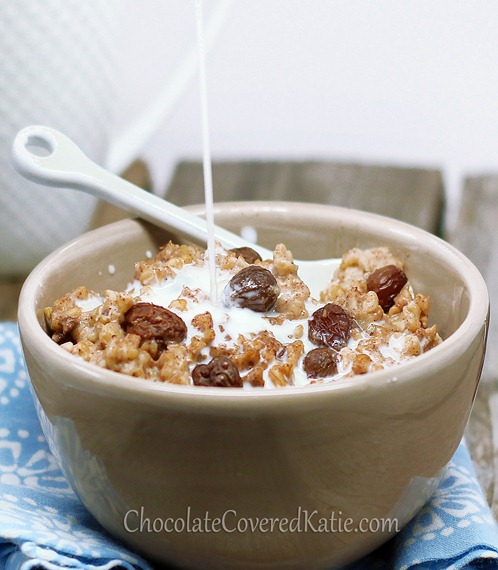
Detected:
left=44, top=242, right=442, bottom=388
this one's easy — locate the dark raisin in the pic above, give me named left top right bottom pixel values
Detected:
left=308, top=303, right=352, bottom=350
left=123, top=302, right=187, bottom=347
left=303, top=348, right=338, bottom=379
left=229, top=246, right=262, bottom=264
left=222, top=266, right=280, bottom=312
left=367, top=265, right=408, bottom=312
left=192, top=356, right=242, bottom=387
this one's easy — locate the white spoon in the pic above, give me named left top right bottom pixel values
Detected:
left=12, top=126, right=340, bottom=296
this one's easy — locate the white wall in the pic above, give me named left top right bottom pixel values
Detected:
left=113, top=0, right=498, bottom=230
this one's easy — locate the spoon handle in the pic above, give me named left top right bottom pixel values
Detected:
left=11, top=125, right=254, bottom=252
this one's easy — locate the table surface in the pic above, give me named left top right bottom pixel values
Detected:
left=3, top=159, right=496, bottom=519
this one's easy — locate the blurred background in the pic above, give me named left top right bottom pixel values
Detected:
left=113, top=0, right=498, bottom=231
left=2, top=0, right=498, bottom=278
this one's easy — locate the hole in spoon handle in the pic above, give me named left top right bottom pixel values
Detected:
left=11, top=125, right=92, bottom=187
left=13, top=126, right=57, bottom=163
left=24, top=133, right=54, bottom=158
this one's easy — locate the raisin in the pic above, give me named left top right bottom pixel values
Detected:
left=367, top=265, right=408, bottom=312
left=308, top=303, right=352, bottom=350
left=222, top=266, right=280, bottom=312
left=303, top=348, right=338, bottom=379
left=123, top=302, right=187, bottom=347
left=229, top=246, right=262, bottom=264
left=192, top=355, right=242, bottom=387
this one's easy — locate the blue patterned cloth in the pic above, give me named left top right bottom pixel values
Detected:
left=1, top=322, right=498, bottom=569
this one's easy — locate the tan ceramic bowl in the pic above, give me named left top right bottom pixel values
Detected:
left=18, top=202, right=488, bottom=569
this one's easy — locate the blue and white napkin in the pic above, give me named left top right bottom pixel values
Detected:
left=1, top=322, right=498, bottom=569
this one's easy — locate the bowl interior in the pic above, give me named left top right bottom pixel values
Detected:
left=29, top=202, right=475, bottom=346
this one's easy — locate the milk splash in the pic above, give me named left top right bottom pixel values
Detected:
left=195, top=0, right=218, bottom=303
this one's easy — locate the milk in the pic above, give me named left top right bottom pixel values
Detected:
left=195, top=0, right=218, bottom=303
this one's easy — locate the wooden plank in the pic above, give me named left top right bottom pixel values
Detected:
left=467, top=381, right=495, bottom=506
left=0, top=277, right=25, bottom=322
left=166, top=160, right=445, bottom=235
left=451, top=175, right=498, bottom=516
left=90, top=159, right=153, bottom=229
left=450, top=176, right=498, bottom=383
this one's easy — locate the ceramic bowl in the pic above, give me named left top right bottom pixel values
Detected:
left=17, top=202, right=489, bottom=569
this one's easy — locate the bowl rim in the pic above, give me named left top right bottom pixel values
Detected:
left=18, top=201, right=489, bottom=410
